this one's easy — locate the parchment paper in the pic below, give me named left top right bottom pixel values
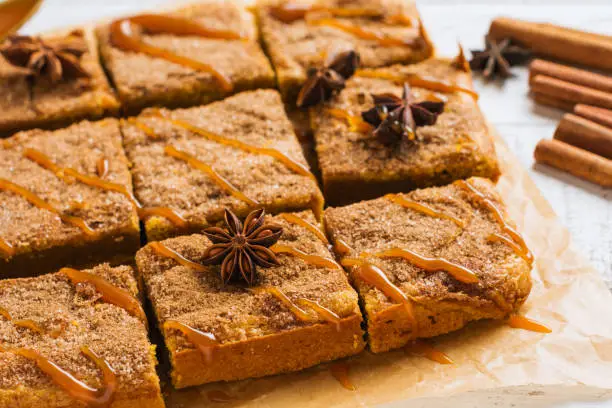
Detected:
left=165, top=130, right=612, bottom=407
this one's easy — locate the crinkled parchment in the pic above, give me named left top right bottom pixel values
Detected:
left=165, top=130, right=612, bottom=407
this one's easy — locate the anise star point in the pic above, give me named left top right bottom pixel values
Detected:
left=201, top=208, right=283, bottom=286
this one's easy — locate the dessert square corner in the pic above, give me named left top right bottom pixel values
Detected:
left=96, top=1, right=276, bottom=115
left=312, top=57, right=501, bottom=206
left=0, top=119, right=140, bottom=279
left=323, top=178, right=533, bottom=353
left=121, top=89, right=324, bottom=242
left=0, top=263, right=164, bottom=408
left=257, top=0, right=434, bottom=104
left=0, top=27, right=120, bottom=137
left=135, top=210, right=365, bottom=388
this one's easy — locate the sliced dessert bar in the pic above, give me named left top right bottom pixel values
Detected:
left=258, top=0, right=434, bottom=104
left=121, top=89, right=323, bottom=241
left=0, top=263, right=164, bottom=408
left=136, top=210, right=364, bottom=388
left=312, top=56, right=501, bottom=205
left=324, top=178, right=533, bottom=353
left=0, top=119, right=140, bottom=279
left=97, top=2, right=275, bottom=115
left=0, top=28, right=120, bottom=136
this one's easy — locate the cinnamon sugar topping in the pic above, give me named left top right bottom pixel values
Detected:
left=385, top=193, right=465, bottom=227
left=149, top=241, right=207, bottom=272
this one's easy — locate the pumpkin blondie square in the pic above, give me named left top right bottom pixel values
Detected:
left=324, top=178, right=533, bottom=353
left=136, top=209, right=364, bottom=388
left=0, top=263, right=164, bottom=408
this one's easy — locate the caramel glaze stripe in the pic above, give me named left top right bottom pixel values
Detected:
left=279, top=213, right=329, bottom=245
left=405, top=340, right=454, bottom=365
left=0, top=178, right=96, bottom=237
left=15, top=346, right=117, bottom=407
left=60, top=268, right=147, bottom=323
left=456, top=180, right=534, bottom=265
left=327, top=108, right=373, bottom=133
left=0, top=238, right=15, bottom=258
left=385, top=193, right=465, bottom=227
left=367, top=248, right=479, bottom=284
left=297, top=298, right=342, bottom=328
left=164, top=145, right=260, bottom=207
left=96, top=157, right=109, bottom=178
left=355, top=69, right=479, bottom=100
left=23, top=148, right=187, bottom=228
left=140, top=112, right=317, bottom=182
left=109, top=14, right=240, bottom=91
left=164, top=320, right=218, bottom=362
left=0, top=306, right=45, bottom=335
left=269, top=4, right=381, bottom=23
left=487, top=233, right=533, bottom=264
left=507, top=315, right=552, bottom=334
left=308, top=18, right=420, bottom=47
left=271, top=244, right=341, bottom=270
left=149, top=241, right=207, bottom=272
left=329, top=361, right=356, bottom=391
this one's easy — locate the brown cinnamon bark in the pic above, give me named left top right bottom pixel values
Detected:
left=532, top=93, right=575, bottom=111
left=554, top=114, right=612, bottom=159
left=530, top=75, right=612, bottom=110
left=529, top=59, right=612, bottom=93
left=489, top=17, right=612, bottom=71
left=574, top=104, right=612, bottom=128
left=534, top=139, right=612, bottom=187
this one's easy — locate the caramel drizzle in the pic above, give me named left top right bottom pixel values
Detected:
left=488, top=233, right=533, bottom=264
left=0, top=238, right=15, bottom=258
left=279, top=213, right=329, bottom=245
left=149, top=241, right=207, bottom=272
left=405, top=340, right=454, bottom=365
left=125, top=117, right=160, bottom=139
left=109, top=14, right=240, bottom=91
left=308, top=18, right=419, bottom=47
left=0, top=306, right=45, bottom=335
left=269, top=3, right=381, bottom=23
left=456, top=180, right=533, bottom=265
left=253, top=286, right=312, bottom=321
left=329, top=361, right=355, bottom=391
left=271, top=244, right=341, bottom=270
left=507, top=315, right=551, bottom=334
left=164, top=145, right=259, bottom=207
left=96, top=157, right=109, bottom=178
left=355, top=69, right=479, bottom=100
left=15, top=346, right=117, bottom=407
left=144, top=113, right=317, bottom=182
left=164, top=320, right=218, bottom=362
left=333, top=238, right=353, bottom=256
left=23, top=148, right=188, bottom=229
left=60, top=268, right=147, bottom=323
left=327, top=108, right=372, bottom=133
left=296, top=298, right=342, bottom=327
left=385, top=193, right=465, bottom=228
left=340, top=258, right=416, bottom=327
left=368, top=248, right=479, bottom=284
left=0, top=178, right=96, bottom=237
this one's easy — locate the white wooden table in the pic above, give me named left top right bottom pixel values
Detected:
left=20, top=0, right=612, bottom=286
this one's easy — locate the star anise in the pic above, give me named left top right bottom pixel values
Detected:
left=0, top=33, right=90, bottom=83
left=296, top=50, right=360, bottom=108
left=361, top=83, right=445, bottom=146
left=469, top=36, right=531, bottom=80
left=201, top=208, right=283, bottom=286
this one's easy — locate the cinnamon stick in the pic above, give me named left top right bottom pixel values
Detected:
left=534, top=139, right=612, bottom=187
left=554, top=114, right=612, bottom=159
left=532, top=93, right=575, bottom=111
left=489, top=17, right=612, bottom=71
left=529, top=59, right=612, bottom=93
left=574, top=104, right=612, bottom=128
left=530, top=75, right=612, bottom=110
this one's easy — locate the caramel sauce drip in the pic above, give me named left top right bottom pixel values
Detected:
left=253, top=286, right=312, bottom=322
left=0, top=307, right=45, bottom=335
left=370, top=248, right=479, bottom=284
left=297, top=298, right=342, bottom=328
left=488, top=233, right=533, bottom=264
left=149, top=241, right=207, bottom=272
left=327, top=108, right=373, bottom=133
left=311, top=194, right=325, bottom=222
left=0, top=178, right=96, bottom=237
left=333, top=238, right=354, bottom=256
left=269, top=3, right=381, bottom=23
left=96, top=157, right=109, bottom=178
left=355, top=69, right=479, bottom=100
left=23, top=148, right=188, bottom=228
left=0, top=238, right=15, bottom=258
left=60, top=268, right=147, bottom=323
left=147, top=113, right=317, bottom=182
left=309, top=18, right=419, bottom=47
left=271, top=244, right=341, bottom=270
left=385, top=193, right=465, bottom=227
left=507, top=315, right=551, bottom=334
left=279, top=213, right=328, bottom=245
left=0, top=307, right=10, bottom=320
left=0, top=0, right=42, bottom=40
left=165, top=145, right=259, bottom=207
left=15, top=346, right=117, bottom=407
left=109, top=14, right=240, bottom=91
left=164, top=320, right=218, bottom=362
left=329, top=361, right=355, bottom=391
left=456, top=180, right=534, bottom=265
left=125, top=117, right=161, bottom=139
left=341, top=258, right=416, bottom=327
left=405, top=340, right=454, bottom=365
